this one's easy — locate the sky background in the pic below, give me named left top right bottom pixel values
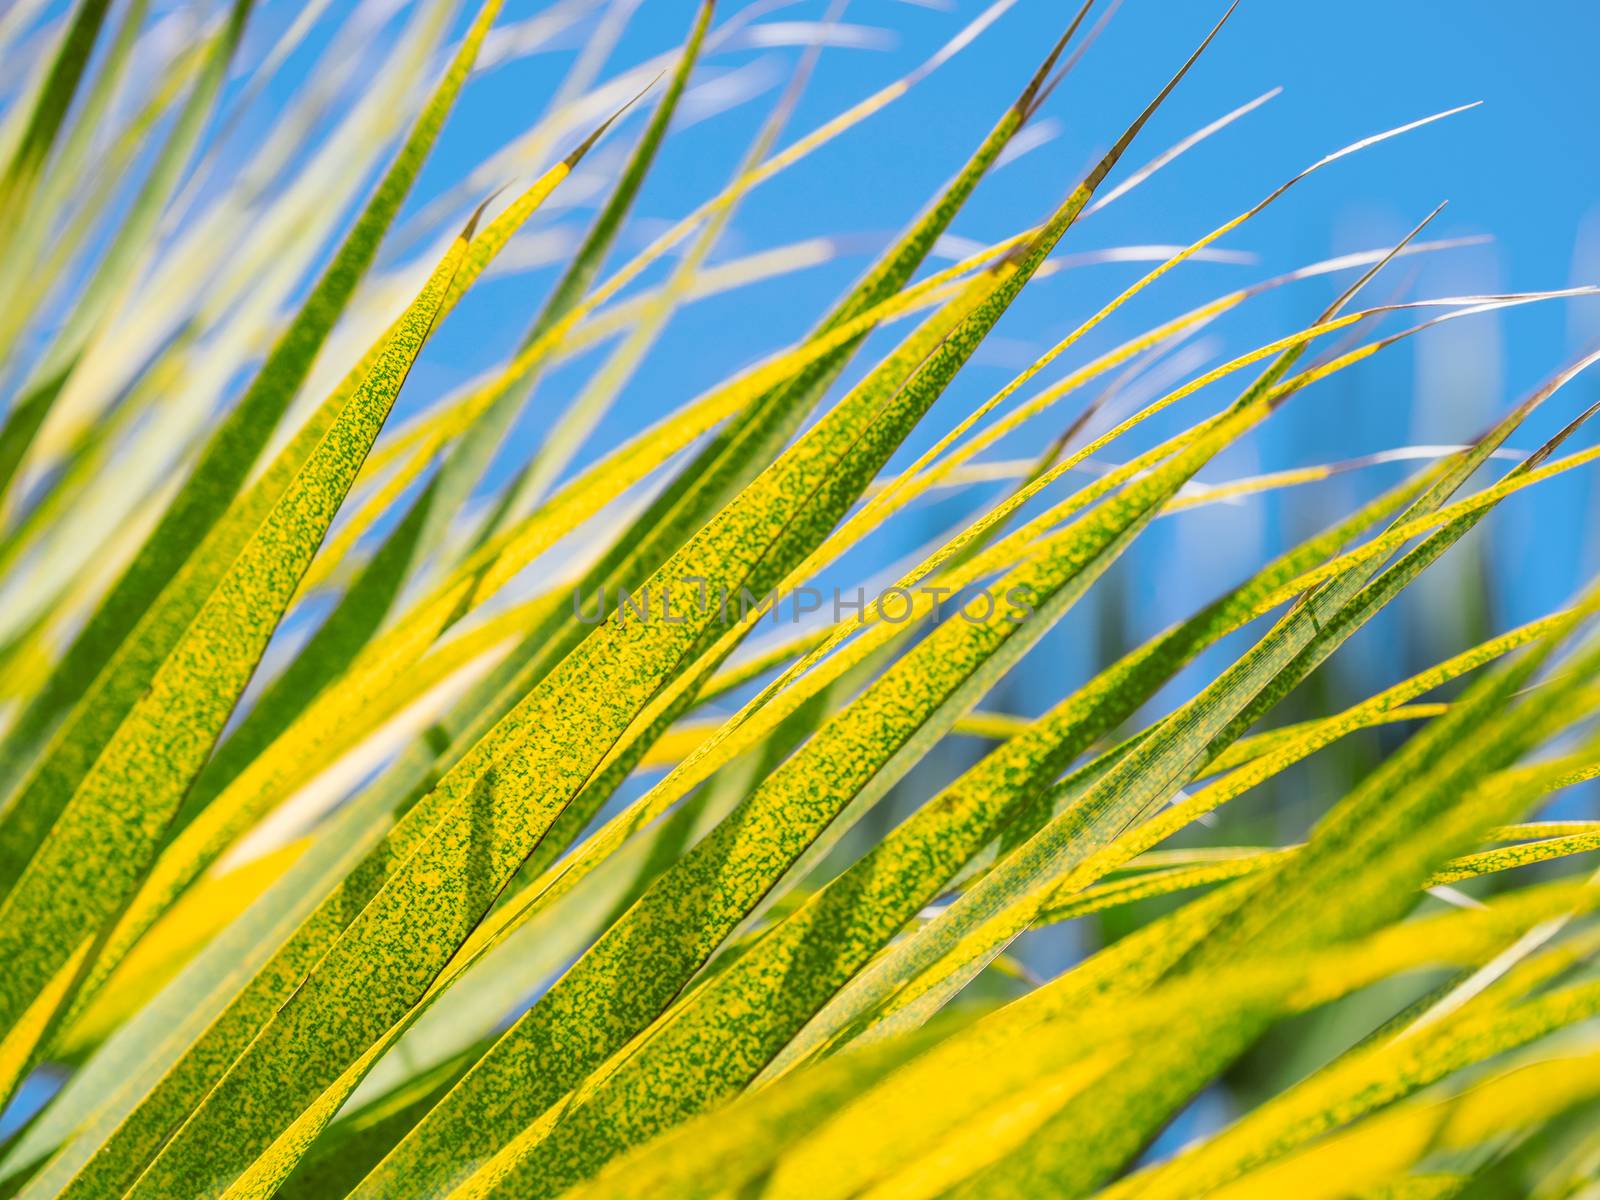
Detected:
left=71, top=0, right=1596, bottom=646
left=411, top=0, right=1600, bottom=600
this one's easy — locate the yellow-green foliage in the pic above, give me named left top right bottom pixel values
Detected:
left=1, top=2, right=1598, bottom=1198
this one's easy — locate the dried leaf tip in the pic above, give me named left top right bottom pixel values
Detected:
left=1030, top=0, right=1125, bottom=119
left=1316, top=200, right=1448, bottom=325
left=1499, top=347, right=1600, bottom=472
left=460, top=188, right=501, bottom=242
left=564, top=73, right=665, bottom=169
left=1082, top=0, right=1240, bottom=197
left=1014, top=0, right=1097, bottom=120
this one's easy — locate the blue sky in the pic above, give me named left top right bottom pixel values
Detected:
left=404, top=0, right=1600, bottom=690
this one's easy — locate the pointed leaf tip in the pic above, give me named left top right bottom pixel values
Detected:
left=1317, top=200, right=1448, bottom=322
left=564, top=72, right=665, bottom=169
left=1016, top=0, right=1097, bottom=120
left=462, top=189, right=500, bottom=242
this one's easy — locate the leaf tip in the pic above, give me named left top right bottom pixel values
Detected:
left=1015, top=0, right=1097, bottom=120
left=564, top=73, right=663, bottom=169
